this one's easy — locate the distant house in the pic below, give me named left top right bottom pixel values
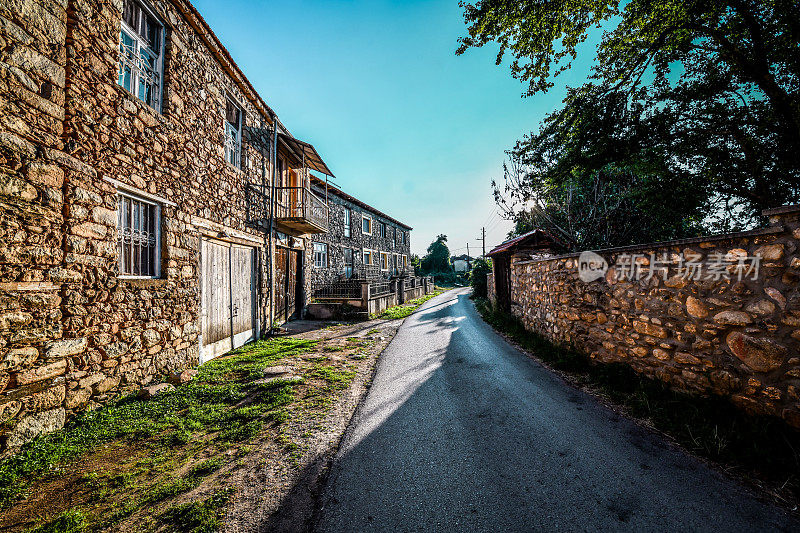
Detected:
left=451, top=254, right=474, bottom=273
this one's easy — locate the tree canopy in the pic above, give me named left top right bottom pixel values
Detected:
left=420, top=234, right=453, bottom=274
left=459, top=0, right=800, bottom=245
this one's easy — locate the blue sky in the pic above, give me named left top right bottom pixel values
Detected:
left=194, top=0, right=594, bottom=257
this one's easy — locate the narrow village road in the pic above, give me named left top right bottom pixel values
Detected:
left=315, top=288, right=797, bottom=532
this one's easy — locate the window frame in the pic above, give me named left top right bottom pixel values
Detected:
left=343, top=207, right=351, bottom=238
left=363, top=248, right=374, bottom=266
left=224, top=95, right=244, bottom=170
left=343, top=247, right=354, bottom=278
left=117, top=190, right=162, bottom=279
left=380, top=251, right=389, bottom=271
left=379, top=222, right=387, bottom=238
left=361, top=214, right=372, bottom=236
left=402, top=255, right=408, bottom=271
left=313, top=242, right=328, bottom=269
left=117, top=0, right=165, bottom=112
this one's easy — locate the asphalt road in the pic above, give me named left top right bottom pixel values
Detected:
left=315, top=288, right=797, bottom=532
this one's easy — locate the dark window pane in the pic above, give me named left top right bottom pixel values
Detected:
left=123, top=0, right=139, bottom=29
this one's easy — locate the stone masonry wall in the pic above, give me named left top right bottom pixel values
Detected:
left=504, top=208, right=800, bottom=427
left=0, top=0, right=285, bottom=450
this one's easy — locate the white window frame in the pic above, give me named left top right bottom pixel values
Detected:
left=343, top=207, right=351, bottom=238
left=117, top=190, right=162, bottom=279
left=313, top=242, right=328, bottom=269
left=224, top=95, right=244, bottom=170
left=343, top=247, right=354, bottom=278
left=363, top=248, right=374, bottom=266
left=380, top=251, right=389, bottom=271
left=362, top=214, right=372, bottom=236
left=117, top=0, right=165, bottom=112
left=379, top=221, right=387, bottom=238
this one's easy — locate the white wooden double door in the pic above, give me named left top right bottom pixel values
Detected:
left=200, top=238, right=258, bottom=363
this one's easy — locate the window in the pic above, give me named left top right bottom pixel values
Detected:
left=362, top=215, right=372, bottom=235
left=402, top=255, right=408, bottom=271
left=393, top=227, right=397, bottom=247
left=379, top=222, right=387, bottom=238
left=313, top=242, right=328, bottom=268
left=380, top=252, right=389, bottom=271
left=343, top=208, right=351, bottom=238
left=117, top=192, right=161, bottom=277
left=118, top=0, right=164, bottom=110
left=225, top=96, right=243, bottom=169
left=343, top=248, right=354, bottom=278
left=363, top=249, right=373, bottom=265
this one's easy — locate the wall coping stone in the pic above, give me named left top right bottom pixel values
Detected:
left=515, top=225, right=785, bottom=265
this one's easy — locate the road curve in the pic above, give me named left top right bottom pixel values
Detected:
left=315, top=288, right=796, bottom=532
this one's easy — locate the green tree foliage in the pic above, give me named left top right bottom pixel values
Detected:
left=469, top=258, right=492, bottom=298
left=458, top=0, right=800, bottom=243
left=420, top=235, right=453, bottom=274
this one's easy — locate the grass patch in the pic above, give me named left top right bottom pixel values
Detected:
left=473, top=297, right=800, bottom=505
left=0, top=338, right=316, bottom=509
left=25, top=509, right=86, bottom=533
left=161, top=488, right=233, bottom=533
left=377, top=290, right=445, bottom=320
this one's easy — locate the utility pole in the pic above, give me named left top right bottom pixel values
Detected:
left=466, top=243, right=471, bottom=270
left=480, top=227, right=486, bottom=257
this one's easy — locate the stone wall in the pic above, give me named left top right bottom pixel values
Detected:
left=0, top=0, right=302, bottom=449
left=307, top=182, right=411, bottom=287
left=500, top=207, right=800, bottom=427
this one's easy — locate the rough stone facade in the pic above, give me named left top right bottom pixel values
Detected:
left=307, top=179, right=411, bottom=287
left=0, top=0, right=324, bottom=448
left=496, top=207, right=800, bottom=427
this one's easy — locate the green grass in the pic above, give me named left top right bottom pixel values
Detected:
left=0, top=338, right=316, bottom=509
left=24, top=509, right=86, bottom=533
left=377, top=290, right=445, bottom=320
left=161, top=488, right=234, bottom=533
left=472, top=297, right=800, bottom=504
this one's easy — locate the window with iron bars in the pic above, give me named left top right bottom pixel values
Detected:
left=117, top=192, right=161, bottom=277
left=225, top=96, right=243, bottom=169
left=118, top=0, right=164, bottom=111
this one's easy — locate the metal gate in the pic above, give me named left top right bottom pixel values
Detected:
left=275, top=246, right=303, bottom=323
left=200, top=238, right=257, bottom=362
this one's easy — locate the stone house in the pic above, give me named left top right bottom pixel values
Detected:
left=306, top=176, right=412, bottom=289
left=0, top=0, right=335, bottom=448
left=451, top=254, right=474, bottom=273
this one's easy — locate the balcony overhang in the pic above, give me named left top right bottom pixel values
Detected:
left=277, top=133, right=334, bottom=177
left=275, top=218, right=328, bottom=237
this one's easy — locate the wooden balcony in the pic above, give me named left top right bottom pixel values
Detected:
left=274, top=186, right=329, bottom=235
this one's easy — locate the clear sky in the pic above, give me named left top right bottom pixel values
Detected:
left=193, top=0, right=593, bottom=257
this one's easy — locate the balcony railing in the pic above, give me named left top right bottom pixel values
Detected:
left=274, top=186, right=328, bottom=234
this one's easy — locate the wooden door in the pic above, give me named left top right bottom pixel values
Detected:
left=274, top=246, right=301, bottom=323
left=494, top=255, right=511, bottom=312
left=201, top=239, right=257, bottom=363
left=231, top=245, right=255, bottom=346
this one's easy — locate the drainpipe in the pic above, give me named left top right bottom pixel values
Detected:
left=268, top=112, right=278, bottom=335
